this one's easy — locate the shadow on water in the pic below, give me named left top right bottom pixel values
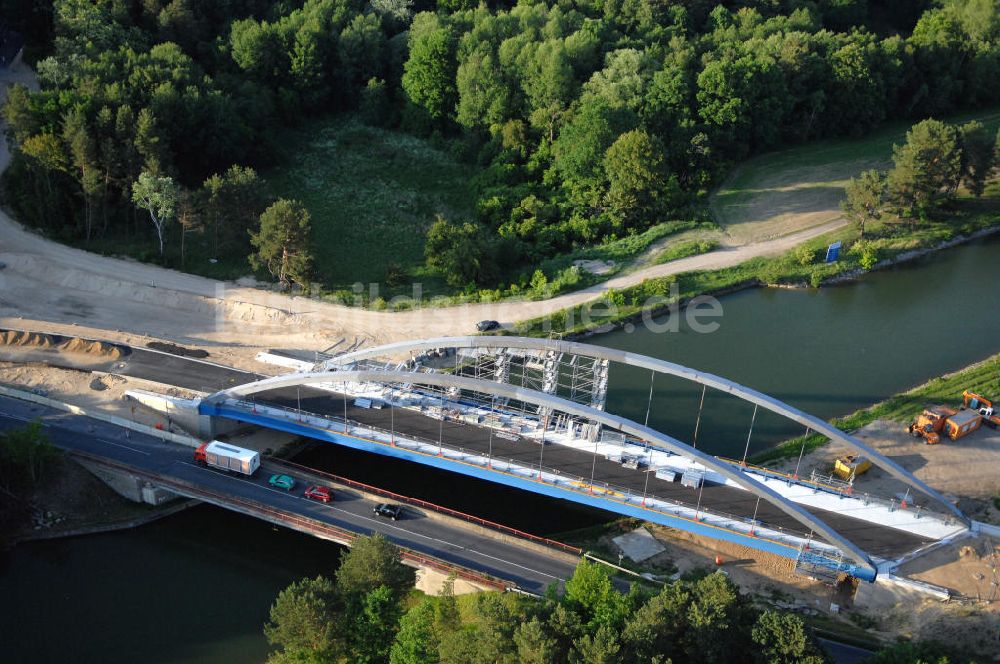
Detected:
left=3, top=237, right=998, bottom=663
left=0, top=506, right=341, bottom=664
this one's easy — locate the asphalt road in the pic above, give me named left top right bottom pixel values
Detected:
left=4, top=336, right=933, bottom=558
left=116, top=347, right=259, bottom=392
left=816, top=637, right=875, bottom=664
left=263, top=386, right=932, bottom=558
left=1, top=334, right=258, bottom=393
left=0, top=395, right=579, bottom=593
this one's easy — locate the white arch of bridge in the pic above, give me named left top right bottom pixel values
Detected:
left=206, top=368, right=877, bottom=571
left=315, top=336, right=965, bottom=524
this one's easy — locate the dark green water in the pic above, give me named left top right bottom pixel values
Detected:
left=600, top=236, right=1000, bottom=458
left=0, top=507, right=341, bottom=663
left=3, top=237, right=999, bottom=662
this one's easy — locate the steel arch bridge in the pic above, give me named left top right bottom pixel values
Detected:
left=199, top=336, right=969, bottom=583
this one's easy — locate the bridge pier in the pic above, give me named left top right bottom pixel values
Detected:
left=123, top=390, right=241, bottom=439
left=76, top=458, right=181, bottom=506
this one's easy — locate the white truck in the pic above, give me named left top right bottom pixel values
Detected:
left=194, top=441, right=261, bottom=476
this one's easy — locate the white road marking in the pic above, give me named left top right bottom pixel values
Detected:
left=97, top=438, right=151, bottom=456
left=179, top=461, right=562, bottom=580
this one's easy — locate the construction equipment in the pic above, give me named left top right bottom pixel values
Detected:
left=908, top=403, right=984, bottom=445
left=834, top=454, right=871, bottom=481
left=963, top=391, right=1000, bottom=428
left=908, top=407, right=956, bottom=445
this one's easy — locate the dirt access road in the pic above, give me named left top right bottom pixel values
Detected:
left=1, top=63, right=843, bottom=357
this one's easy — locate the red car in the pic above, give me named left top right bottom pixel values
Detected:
left=304, top=485, right=333, bottom=502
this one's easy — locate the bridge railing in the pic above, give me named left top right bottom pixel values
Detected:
left=70, top=449, right=510, bottom=591
left=270, top=457, right=583, bottom=555
left=718, top=455, right=956, bottom=526
left=222, top=399, right=838, bottom=553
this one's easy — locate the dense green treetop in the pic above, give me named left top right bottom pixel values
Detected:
left=3, top=0, right=999, bottom=290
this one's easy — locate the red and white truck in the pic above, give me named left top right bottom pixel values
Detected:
left=194, top=441, right=261, bottom=476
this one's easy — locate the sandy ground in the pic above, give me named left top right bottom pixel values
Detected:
left=0, top=357, right=196, bottom=425
left=855, top=536, right=1000, bottom=658
left=637, top=525, right=838, bottom=603
left=2, top=62, right=844, bottom=358
left=776, top=418, right=1000, bottom=524
left=0, top=324, right=281, bottom=374
left=900, top=538, right=1000, bottom=602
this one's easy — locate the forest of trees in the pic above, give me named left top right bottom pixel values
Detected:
left=841, top=117, right=1000, bottom=240
left=266, top=533, right=969, bottom=664
left=2, top=0, right=999, bottom=291
left=265, top=533, right=832, bottom=664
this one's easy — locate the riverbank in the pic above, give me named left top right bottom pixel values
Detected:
left=512, top=188, right=1000, bottom=338
left=750, top=351, right=1000, bottom=466
left=2, top=453, right=195, bottom=549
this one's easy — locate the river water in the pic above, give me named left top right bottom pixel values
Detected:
left=3, top=237, right=998, bottom=662
left=602, top=235, right=1000, bottom=457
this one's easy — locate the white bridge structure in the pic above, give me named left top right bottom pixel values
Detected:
left=197, top=336, right=972, bottom=583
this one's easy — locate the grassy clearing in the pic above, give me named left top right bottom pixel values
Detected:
left=265, top=115, right=712, bottom=301
left=528, top=220, right=716, bottom=288
left=750, top=351, right=1000, bottom=465
left=652, top=239, right=719, bottom=265
left=267, top=116, right=478, bottom=296
left=711, top=108, right=1000, bottom=243
left=510, top=181, right=1000, bottom=338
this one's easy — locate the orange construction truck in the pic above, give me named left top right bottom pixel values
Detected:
left=963, top=391, right=1000, bottom=428
left=909, top=404, right=983, bottom=444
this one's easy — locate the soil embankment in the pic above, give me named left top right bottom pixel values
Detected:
left=0, top=329, right=127, bottom=359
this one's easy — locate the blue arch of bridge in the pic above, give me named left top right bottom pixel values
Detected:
left=199, top=399, right=875, bottom=582
left=203, top=368, right=881, bottom=580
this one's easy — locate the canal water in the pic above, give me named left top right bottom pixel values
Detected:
left=0, top=507, right=341, bottom=663
left=601, top=234, right=1000, bottom=458
left=4, top=236, right=999, bottom=662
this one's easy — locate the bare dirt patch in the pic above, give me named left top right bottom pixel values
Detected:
left=776, top=418, right=1000, bottom=523
left=573, top=259, right=617, bottom=275
left=0, top=361, right=195, bottom=427
left=854, top=561, right=1000, bottom=659
left=0, top=329, right=125, bottom=359
left=625, top=524, right=838, bottom=607
left=900, top=538, right=1000, bottom=602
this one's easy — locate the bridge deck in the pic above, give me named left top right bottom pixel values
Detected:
left=261, top=387, right=931, bottom=559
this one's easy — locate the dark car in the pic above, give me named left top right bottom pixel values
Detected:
left=373, top=503, right=403, bottom=521
left=476, top=320, right=501, bottom=332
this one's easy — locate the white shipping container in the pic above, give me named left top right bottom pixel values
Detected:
left=655, top=468, right=677, bottom=482
left=205, top=441, right=261, bottom=476
left=681, top=470, right=704, bottom=489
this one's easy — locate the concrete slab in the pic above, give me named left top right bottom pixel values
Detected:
left=613, top=527, right=666, bottom=562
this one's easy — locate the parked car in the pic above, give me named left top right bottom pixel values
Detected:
left=476, top=320, right=500, bottom=332
left=268, top=474, right=296, bottom=491
left=304, top=485, right=333, bottom=502
left=373, top=503, right=403, bottom=521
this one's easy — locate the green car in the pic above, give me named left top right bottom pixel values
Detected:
left=268, top=474, right=296, bottom=491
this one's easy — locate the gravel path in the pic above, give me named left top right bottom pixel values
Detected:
left=1, top=63, right=843, bottom=353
